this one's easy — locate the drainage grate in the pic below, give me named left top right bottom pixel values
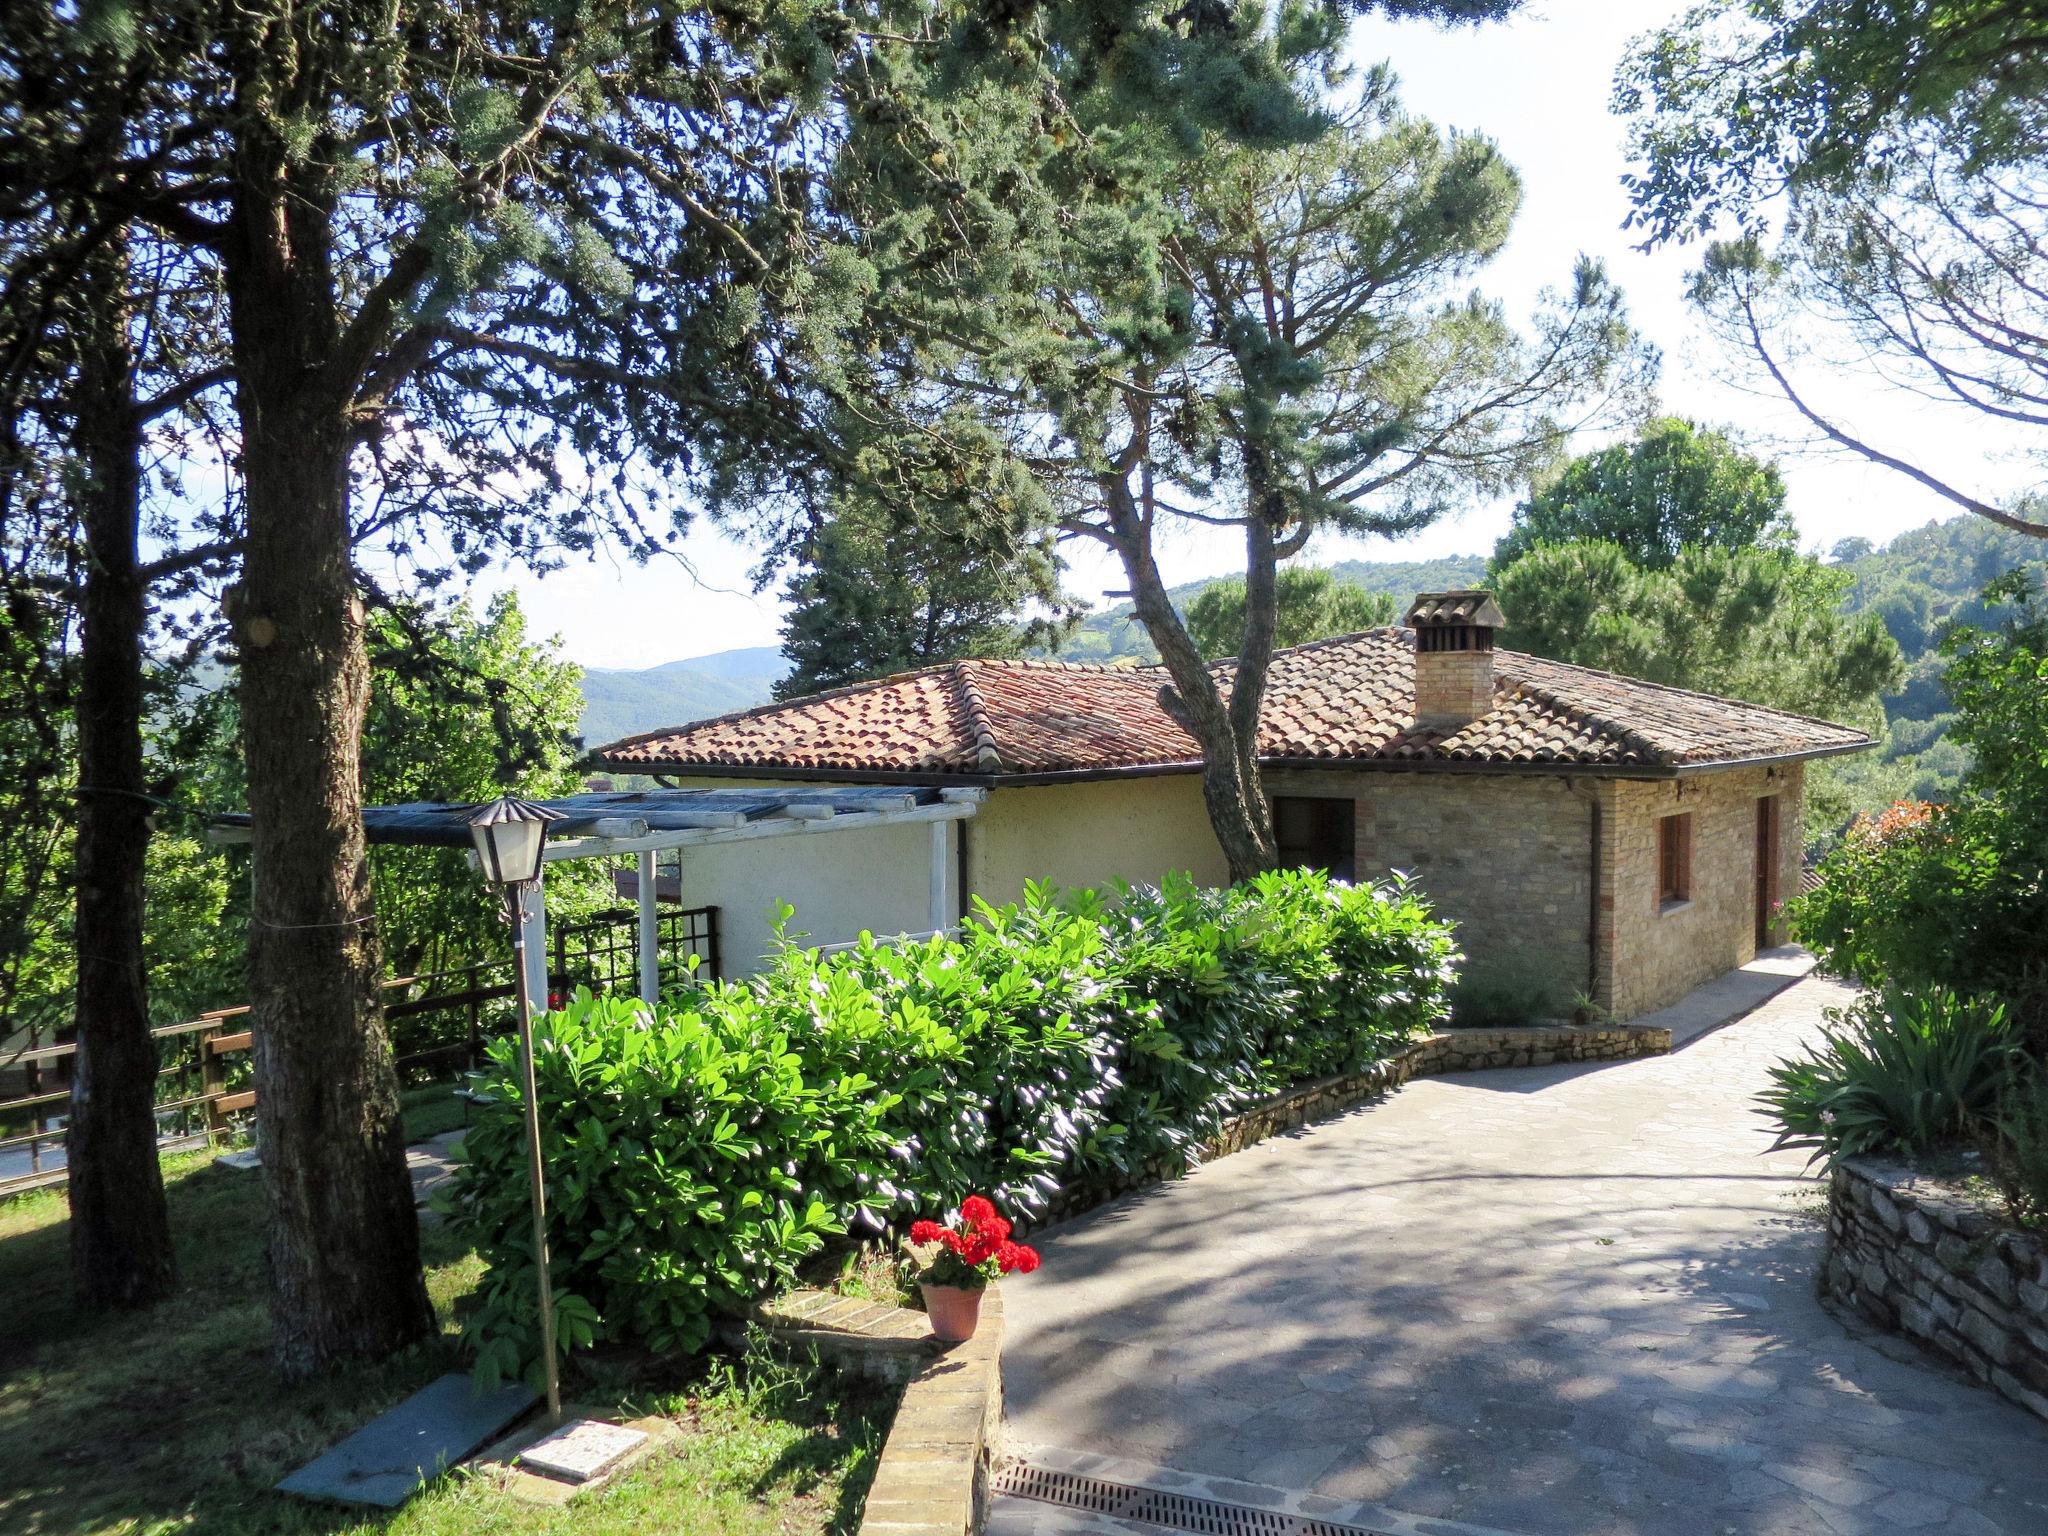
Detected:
left=994, top=1461, right=1398, bottom=1536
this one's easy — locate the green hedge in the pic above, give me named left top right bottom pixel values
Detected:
left=452, top=870, right=1457, bottom=1386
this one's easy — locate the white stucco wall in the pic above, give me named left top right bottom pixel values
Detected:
left=646, top=772, right=1224, bottom=973
left=668, top=818, right=951, bottom=976
left=965, top=774, right=1228, bottom=903
left=649, top=775, right=953, bottom=975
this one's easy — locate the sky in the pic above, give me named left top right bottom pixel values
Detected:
left=487, top=1, right=2020, bottom=671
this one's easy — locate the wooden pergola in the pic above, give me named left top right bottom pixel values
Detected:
left=212, top=784, right=986, bottom=1002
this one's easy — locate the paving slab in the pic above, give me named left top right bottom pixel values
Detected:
left=998, top=972, right=2047, bottom=1536
left=408, top=1130, right=465, bottom=1206
left=276, top=1372, right=537, bottom=1508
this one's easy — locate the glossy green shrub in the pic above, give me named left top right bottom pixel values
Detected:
left=1082, top=870, right=1458, bottom=1181
left=1759, top=987, right=2024, bottom=1164
left=455, top=989, right=895, bottom=1387
left=756, top=890, right=1122, bottom=1222
left=456, top=871, right=1456, bottom=1385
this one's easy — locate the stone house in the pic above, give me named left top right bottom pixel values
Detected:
left=592, top=593, right=1871, bottom=1021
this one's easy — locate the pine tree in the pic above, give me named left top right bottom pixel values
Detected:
left=777, top=484, right=1076, bottom=697
left=5, top=0, right=1460, bottom=1369
left=1184, top=568, right=1393, bottom=660
left=839, top=32, right=1648, bottom=876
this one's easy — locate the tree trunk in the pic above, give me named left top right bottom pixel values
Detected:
left=225, top=167, right=431, bottom=1379
left=1102, top=477, right=1276, bottom=881
left=68, top=239, right=177, bottom=1309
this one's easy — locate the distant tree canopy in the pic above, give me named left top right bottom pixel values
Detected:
left=1185, top=568, right=1394, bottom=660
left=1484, top=417, right=1899, bottom=723
left=1494, top=417, right=1794, bottom=570
left=776, top=488, right=1076, bottom=699
left=1494, top=541, right=1902, bottom=726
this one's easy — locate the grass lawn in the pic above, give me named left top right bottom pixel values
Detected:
left=0, top=1153, right=896, bottom=1536
left=397, top=1080, right=473, bottom=1144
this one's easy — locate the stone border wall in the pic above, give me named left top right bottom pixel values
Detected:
left=1039, top=1021, right=1669, bottom=1225
left=1822, top=1157, right=2048, bottom=1423
left=752, top=1287, right=1004, bottom=1536
left=861, top=1291, right=1004, bottom=1536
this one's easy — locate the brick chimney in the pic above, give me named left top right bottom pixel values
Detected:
left=1406, top=591, right=1506, bottom=732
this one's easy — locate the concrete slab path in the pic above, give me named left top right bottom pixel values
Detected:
left=997, top=973, right=2046, bottom=1536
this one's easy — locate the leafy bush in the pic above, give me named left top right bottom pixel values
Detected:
left=1085, top=871, right=1457, bottom=1180
left=1759, top=988, right=2024, bottom=1164
left=1793, top=574, right=2048, bottom=1042
left=454, top=871, right=1455, bottom=1385
left=457, top=989, right=896, bottom=1385
left=1982, top=1067, right=2048, bottom=1229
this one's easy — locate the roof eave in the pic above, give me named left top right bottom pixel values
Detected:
left=599, top=735, right=1872, bottom=787
left=1667, top=737, right=1877, bottom=774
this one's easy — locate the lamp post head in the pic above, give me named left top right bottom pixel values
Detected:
left=467, top=795, right=566, bottom=888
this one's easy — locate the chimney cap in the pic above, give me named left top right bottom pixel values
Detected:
left=1406, top=590, right=1506, bottom=629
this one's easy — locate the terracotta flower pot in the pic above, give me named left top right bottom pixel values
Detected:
left=919, top=1281, right=985, bottom=1342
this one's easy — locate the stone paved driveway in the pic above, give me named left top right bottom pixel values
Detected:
left=996, top=975, right=2046, bottom=1536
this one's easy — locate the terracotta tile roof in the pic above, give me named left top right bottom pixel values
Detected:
left=1405, top=591, right=1506, bottom=628
left=595, top=629, right=1872, bottom=778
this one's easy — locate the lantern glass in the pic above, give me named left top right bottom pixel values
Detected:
left=469, top=812, right=547, bottom=886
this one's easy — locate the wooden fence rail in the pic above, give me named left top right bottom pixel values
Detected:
left=0, top=904, right=718, bottom=1198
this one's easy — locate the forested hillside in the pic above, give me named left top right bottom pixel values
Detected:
left=1831, top=518, right=2048, bottom=809
left=578, top=646, right=788, bottom=746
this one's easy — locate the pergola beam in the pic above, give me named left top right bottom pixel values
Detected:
left=536, top=799, right=977, bottom=862
left=206, top=786, right=985, bottom=1008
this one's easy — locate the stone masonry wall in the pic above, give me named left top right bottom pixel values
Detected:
left=1414, top=649, right=1494, bottom=731
left=1604, top=763, right=1804, bottom=1020
left=1265, top=768, right=1597, bottom=1017
left=1823, top=1158, right=2048, bottom=1425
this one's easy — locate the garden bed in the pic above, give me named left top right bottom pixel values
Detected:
left=1822, top=1155, right=2048, bottom=1424
left=0, top=1152, right=894, bottom=1535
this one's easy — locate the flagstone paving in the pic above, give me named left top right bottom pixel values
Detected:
left=995, top=974, right=2046, bottom=1536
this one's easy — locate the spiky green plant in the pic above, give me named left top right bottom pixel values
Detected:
left=1760, top=988, right=2023, bottom=1164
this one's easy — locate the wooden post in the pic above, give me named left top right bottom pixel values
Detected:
left=24, top=1053, right=40, bottom=1175
left=636, top=849, right=660, bottom=1006
left=200, top=1022, right=225, bottom=1145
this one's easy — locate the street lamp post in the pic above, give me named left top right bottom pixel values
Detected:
left=468, top=795, right=567, bottom=1426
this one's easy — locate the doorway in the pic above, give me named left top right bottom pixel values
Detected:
left=1755, top=794, right=1780, bottom=947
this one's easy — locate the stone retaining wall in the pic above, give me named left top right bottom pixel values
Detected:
left=1040, top=1020, right=1669, bottom=1224
left=1822, top=1157, right=2048, bottom=1424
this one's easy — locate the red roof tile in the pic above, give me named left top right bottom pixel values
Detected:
left=595, top=629, right=1872, bottom=778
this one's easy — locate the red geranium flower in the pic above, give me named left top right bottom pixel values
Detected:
left=903, top=1197, right=1042, bottom=1291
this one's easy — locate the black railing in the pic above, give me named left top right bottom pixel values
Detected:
left=550, top=904, right=720, bottom=997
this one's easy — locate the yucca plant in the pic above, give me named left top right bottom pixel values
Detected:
left=1759, top=988, right=2024, bottom=1165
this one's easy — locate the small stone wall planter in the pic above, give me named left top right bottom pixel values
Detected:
left=1822, top=1157, right=2048, bottom=1424
left=752, top=1286, right=1006, bottom=1536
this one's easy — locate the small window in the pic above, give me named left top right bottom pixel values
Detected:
left=1274, top=796, right=1356, bottom=882
left=1657, top=812, right=1693, bottom=911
